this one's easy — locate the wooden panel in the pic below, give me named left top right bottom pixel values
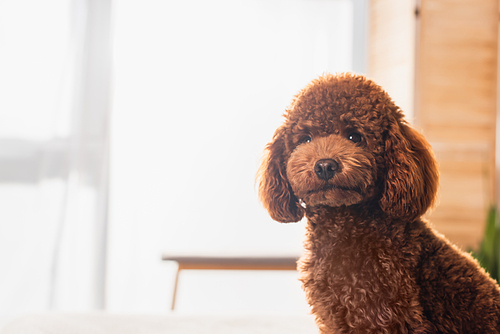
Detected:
left=426, top=144, right=492, bottom=247
left=416, top=0, right=498, bottom=249
left=368, top=0, right=416, bottom=119
left=417, top=0, right=497, bottom=142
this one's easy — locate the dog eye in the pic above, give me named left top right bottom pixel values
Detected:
left=348, top=132, right=362, bottom=143
left=299, top=135, right=312, bottom=144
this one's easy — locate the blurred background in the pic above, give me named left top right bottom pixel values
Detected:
left=0, top=0, right=498, bottom=324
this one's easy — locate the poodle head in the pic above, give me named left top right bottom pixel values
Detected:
left=257, top=73, right=438, bottom=223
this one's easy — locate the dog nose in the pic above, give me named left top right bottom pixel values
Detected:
left=314, top=159, right=339, bottom=180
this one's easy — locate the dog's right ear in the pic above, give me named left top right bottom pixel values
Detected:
left=257, top=126, right=304, bottom=223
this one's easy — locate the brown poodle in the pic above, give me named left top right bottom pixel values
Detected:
left=257, top=73, right=500, bottom=333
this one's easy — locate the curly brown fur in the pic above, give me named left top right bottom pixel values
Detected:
left=257, top=73, right=500, bottom=333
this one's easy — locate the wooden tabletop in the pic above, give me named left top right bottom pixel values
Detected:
left=162, top=255, right=299, bottom=271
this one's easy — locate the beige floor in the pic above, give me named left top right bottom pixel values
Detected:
left=0, top=313, right=318, bottom=334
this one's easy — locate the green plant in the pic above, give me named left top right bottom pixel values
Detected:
left=471, top=206, right=500, bottom=283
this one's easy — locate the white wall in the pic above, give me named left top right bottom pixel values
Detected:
left=108, top=0, right=355, bottom=313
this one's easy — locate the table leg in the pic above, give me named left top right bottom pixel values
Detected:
left=171, top=267, right=180, bottom=310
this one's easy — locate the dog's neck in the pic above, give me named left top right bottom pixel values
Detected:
left=304, top=202, right=409, bottom=238
left=302, top=203, right=416, bottom=264
left=305, top=202, right=382, bottom=222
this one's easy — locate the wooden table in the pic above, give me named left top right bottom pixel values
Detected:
left=162, top=255, right=299, bottom=310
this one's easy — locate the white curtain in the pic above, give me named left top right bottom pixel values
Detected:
left=0, top=0, right=111, bottom=316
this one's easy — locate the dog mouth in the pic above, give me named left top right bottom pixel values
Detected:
left=306, top=183, right=362, bottom=195
left=301, top=182, right=365, bottom=208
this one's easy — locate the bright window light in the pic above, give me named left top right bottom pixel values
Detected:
left=109, top=0, right=356, bottom=312
left=0, top=0, right=74, bottom=140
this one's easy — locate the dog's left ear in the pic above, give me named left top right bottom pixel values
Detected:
left=257, top=126, right=305, bottom=223
left=380, top=117, right=439, bottom=221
